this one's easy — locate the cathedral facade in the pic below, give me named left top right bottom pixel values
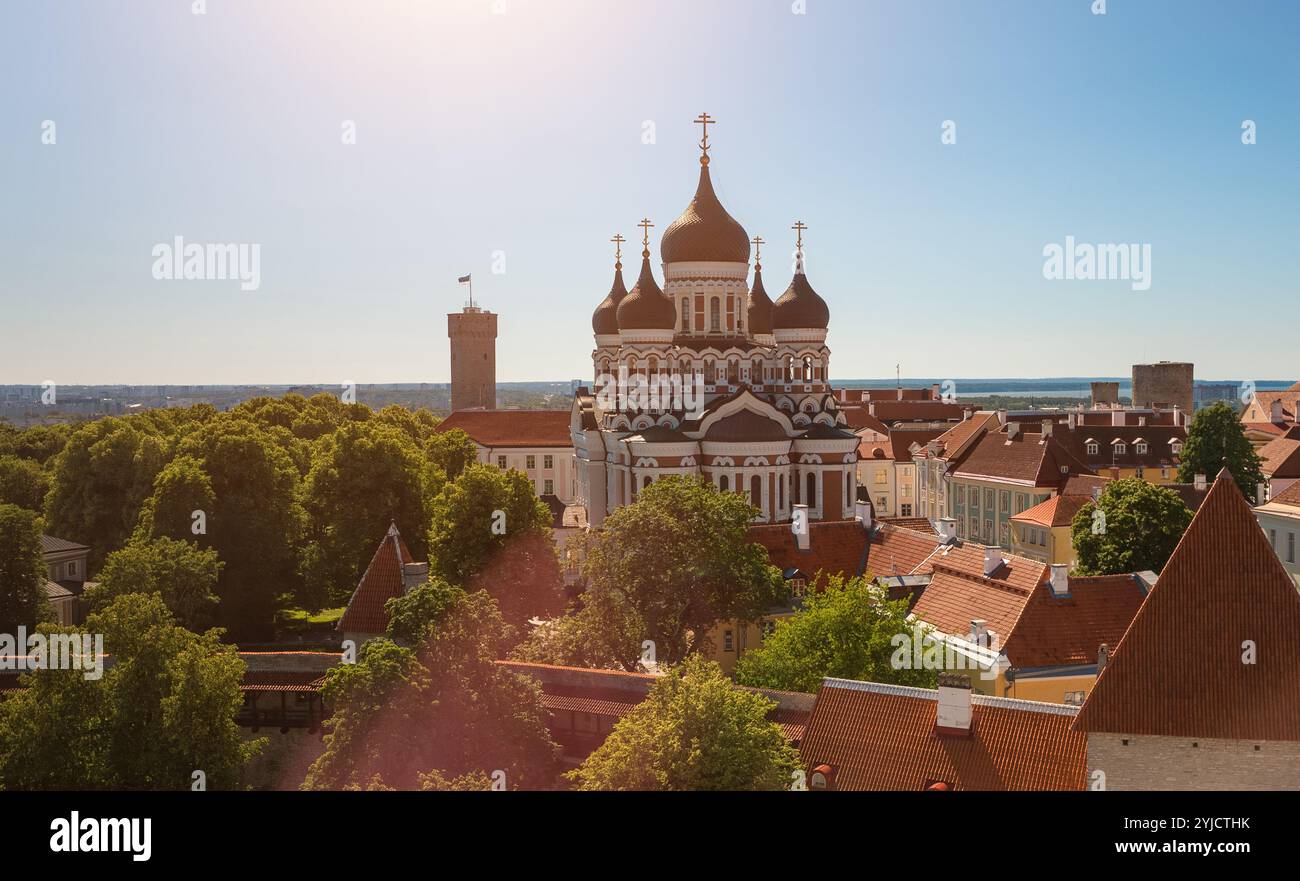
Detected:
left=571, top=117, right=859, bottom=528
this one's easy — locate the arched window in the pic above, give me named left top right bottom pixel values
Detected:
left=778, top=473, right=785, bottom=509
left=751, top=475, right=762, bottom=508
left=784, top=356, right=794, bottom=383
left=803, top=356, right=814, bottom=382
left=807, top=472, right=817, bottom=508
left=710, top=297, right=721, bottom=332
left=644, top=475, right=652, bottom=489
left=720, top=474, right=730, bottom=492
left=680, top=298, right=690, bottom=331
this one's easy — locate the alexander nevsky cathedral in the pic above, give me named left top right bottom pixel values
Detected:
left=572, top=115, right=860, bottom=528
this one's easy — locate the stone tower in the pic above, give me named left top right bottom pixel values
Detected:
left=1132, top=361, right=1193, bottom=415
left=447, top=305, right=497, bottom=411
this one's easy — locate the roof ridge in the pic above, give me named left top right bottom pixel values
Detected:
left=821, top=677, right=1078, bottom=716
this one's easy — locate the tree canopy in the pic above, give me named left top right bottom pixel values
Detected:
left=1071, top=478, right=1194, bottom=575
left=734, top=575, right=937, bottom=693
left=1177, top=401, right=1265, bottom=500
left=568, top=655, right=800, bottom=791
left=88, top=536, right=222, bottom=632
left=0, top=503, right=46, bottom=632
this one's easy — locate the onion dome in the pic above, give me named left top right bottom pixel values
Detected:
left=591, top=261, right=627, bottom=336
left=617, top=245, right=676, bottom=330
left=747, top=263, right=774, bottom=335
left=660, top=162, right=750, bottom=264
left=773, top=225, right=830, bottom=330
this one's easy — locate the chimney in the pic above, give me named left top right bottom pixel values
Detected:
left=1258, top=483, right=1269, bottom=505
left=931, top=383, right=941, bottom=399
left=897, top=387, right=904, bottom=401
left=1049, top=564, right=1069, bottom=597
left=1272, top=399, right=1284, bottom=421
left=402, top=562, right=429, bottom=593
left=937, top=517, right=957, bottom=544
left=855, top=500, right=873, bottom=530
left=1111, top=409, right=1125, bottom=426
left=792, top=504, right=810, bottom=551
left=1097, top=643, right=1110, bottom=674
left=1007, top=422, right=1020, bottom=441
left=837, top=388, right=846, bottom=403
left=1041, top=419, right=1053, bottom=438
left=983, top=545, right=1002, bottom=577
left=1067, top=411, right=1078, bottom=429
left=997, top=409, right=1008, bottom=426
left=936, top=673, right=973, bottom=735
left=962, top=408, right=972, bottom=422
left=1194, top=473, right=1206, bottom=491
left=970, top=619, right=989, bottom=645
left=1173, top=405, right=1183, bottom=427
left=868, top=401, right=876, bottom=416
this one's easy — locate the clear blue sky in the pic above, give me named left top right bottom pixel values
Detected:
left=2, top=0, right=1297, bottom=385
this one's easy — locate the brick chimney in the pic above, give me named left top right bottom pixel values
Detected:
left=1006, top=422, right=1020, bottom=441
left=402, top=562, right=429, bottom=593
left=855, top=500, right=873, bottom=531
left=1049, top=564, right=1069, bottom=597
left=937, top=517, right=957, bottom=544
left=936, top=673, right=973, bottom=735
left=1097, top=643, right=1110, bottom=674
left=983, top=545, right=1002, bottom=577
left=1041, top=419, right=1054, bottom=438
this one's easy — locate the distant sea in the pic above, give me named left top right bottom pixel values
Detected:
left=829, top=378, right=1297, bottom=399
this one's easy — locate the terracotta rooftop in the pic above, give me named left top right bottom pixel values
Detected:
left=910, top=565, right=1039, bottom=650
left=799, top=678, right=1086, bottom=790
left=951, top=428, right=1096, bottom=487
left=337, top=522, right=415, bottom=636
left=1011, top=494, right=1089, bottom=528
left=1073, top=469, right=1300, bottom=741
left=434, top=409, right=573, bottom=448
left=1266, top=479, right=1300, bottom=509
left=1001, top=574, right=1148, bottom=669
left=748, top=520, right=948, bottom=585
left=1257, top=428, right=1300, bottom=478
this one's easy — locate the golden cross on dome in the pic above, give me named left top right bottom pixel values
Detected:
left=791, top=221, right=808, bottom=251
left=610, top=233, right=625, bottom=267
left=694, top=112, right=715, bottom=164
left=752, top=235, right=765, bottom=269
left=637, top=218, right=654, bottom=255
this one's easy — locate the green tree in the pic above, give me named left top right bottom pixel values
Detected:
left=44, top=417, right=169, bottom=570
left=568, top=655, right=800, bottom=791
left=426, top=464, right=564, bottom=628
left=424, top=428, right=479, bottom=481
left=734, top=575, right=937, bottom=693
left=1071, top=478, right=1194, bottom=575
left=88, top=537, right=222, bottom=631
left=0, top=455, right=50, bottom=512
left=300, top=422, right=432, bottom=609
left=133, top=455, right=216, bottom=543
left=576, top=477, right=786, bottom=666
left=0, top=503, right=46, bottom=632
left=1177, top=401, right=1266, bottom=500
left=0, top=594, right=260, bottom=790
left=14, top=424, right=71, bottom=466
left=174, top=417, right=304, bottom=640
left=302, top=582, right=558, bottom=790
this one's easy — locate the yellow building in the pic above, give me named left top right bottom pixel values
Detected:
left=1009, top=495, right=1091, bottom=566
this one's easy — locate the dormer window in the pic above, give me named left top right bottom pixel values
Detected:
left=1135, top=442, right=1148, bottom=455
left=1086, top=441, right=1099, bottom=455
left=1113, top=442, right=1127, bottom=456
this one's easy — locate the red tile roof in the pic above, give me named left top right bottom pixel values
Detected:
left=866, top=401, right=965, bottom=424
left=434, top=409, right=573, bottom=448
left=749, top=520, right=948, bottom=584
left=799, top=679, right=1086, bottom=790
left=913, top=412, right=998, bottom=462
left=1073, top=470, right=1300, bottom=740
left=1011, top=494, right=1089, bottom=528
left=1257, top=429, right=1300, bottom=479
left=877, top=516, right=935, bottom=534
left=337, top=523, right=414, bottom=635
left=839, top=407, right=890, bottom=434
left=1001, top=575, right=1147, bottom=668
left=910, top=566, right=1037, bottom=648
left=952, top=429, right=1096, bottom=487
left=1268, top=480, right=1300, bottom=509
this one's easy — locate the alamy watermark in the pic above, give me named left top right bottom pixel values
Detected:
left=594, top=368, right=706, bottom=420
left=1042, top=236, right=1151, bottom=291
left=151, top=236, right=261, bottom=291
left=0, top=627, right=104, bottom=680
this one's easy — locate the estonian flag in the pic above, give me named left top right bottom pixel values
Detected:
left=457, top=274, right=471, bottom=284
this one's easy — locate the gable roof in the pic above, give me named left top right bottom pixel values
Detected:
left=1001, top=575, right=1148, bottom=669
left=951, top=428, right=1096, bottom=487
left=337, top=523, right=415, bottom=635
left=1257, top=430, right=1300, bottom=479
left=1010, top=494, right=1088, bottom=528
left=434, top=410, right=573, bottom=448
left=1073, top=469, right=1300, bottom=740
left=799, top=678, right=1086, bottom=790
left=747, top=520, right=946, bottom=585
left=41, top=535, right=89, bottom=555
left=910, top=566, right=1038, bottom=649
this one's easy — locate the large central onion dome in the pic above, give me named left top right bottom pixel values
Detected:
left=617, top=246, right=676, bottom=330
left=773, top=261, right=830, bottom=330
left=591, top=260, right=627, bottom=336
left=660, top=162, right=751, bottom=264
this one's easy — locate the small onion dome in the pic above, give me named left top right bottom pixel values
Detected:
left=747, top=265, right=774, bottom=335
left=591, top=263, right=628, bottom=335
left=772, top=266, right=830, bottom=329
left=660, top=164, right=750, bottom=264
left=617, top=251, right=676, bottom=330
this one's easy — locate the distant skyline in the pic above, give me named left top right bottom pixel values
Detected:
left=4, top=0, right=1299, bottom=384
